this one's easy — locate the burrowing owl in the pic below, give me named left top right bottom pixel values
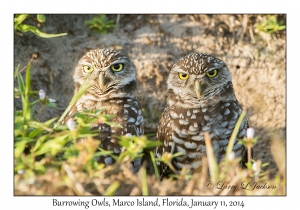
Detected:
left=155, top=53, right=248, bottom=177
left=64, top=48, right=144, bottom=173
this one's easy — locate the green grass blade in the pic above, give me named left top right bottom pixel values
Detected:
left=28, top=121, right=53, bottom=132
left=55, top=81, right=91, bottom=127
left=17, top=73, right=31, bottom=121
left=69, top=80, right=92, bottom=106
left=28, top=128, right=42, bottom=139
left=14, top=64, right=20, bottom=78
left=17, top=24, right=67, bottom=38
left=33, top=135, right=49, bottom=152
left=14, top=116, right=24, bottom=137
left=104, top=181, right=120, bottom=196
left=14, top=14, right=28, bottom=28
left=25, top=62, right=31, bottom=99
left=21, top=95, right=31, bottom=121
left=150, top=151, right=160, bottom=182
left=44, top=117, right=58, bottom=126
left=14, top=141, right=27, bottom=158
left=141, top=168, right=148, bottom=196
left=204, top=132, right=218, bottom=183
left=17, top=73, right=25, bottom=95
left=226, top=110, right=246, bottom=158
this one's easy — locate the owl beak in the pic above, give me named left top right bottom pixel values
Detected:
left=194, top=80, right=201, bottom=99
left=99, top=72, right=105, bottom=90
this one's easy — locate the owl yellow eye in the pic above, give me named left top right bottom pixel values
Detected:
left=110, top=63, right=124, bottom=72
left=206, top=69, right=218, bottom=78
left=179, top=73, right=189, bottom=80
left=83, top=65, right=94, bottom=73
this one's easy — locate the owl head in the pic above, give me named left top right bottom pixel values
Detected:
left=167, top=53, right=234, bottom=106
left=73, top=48, right=137, bottom=99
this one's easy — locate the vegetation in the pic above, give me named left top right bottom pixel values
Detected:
left=255, top=15, right=286, bottom=34
left=14, top=14, right=67, bottom=38
left=85, top=14, right=116, bottom=34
